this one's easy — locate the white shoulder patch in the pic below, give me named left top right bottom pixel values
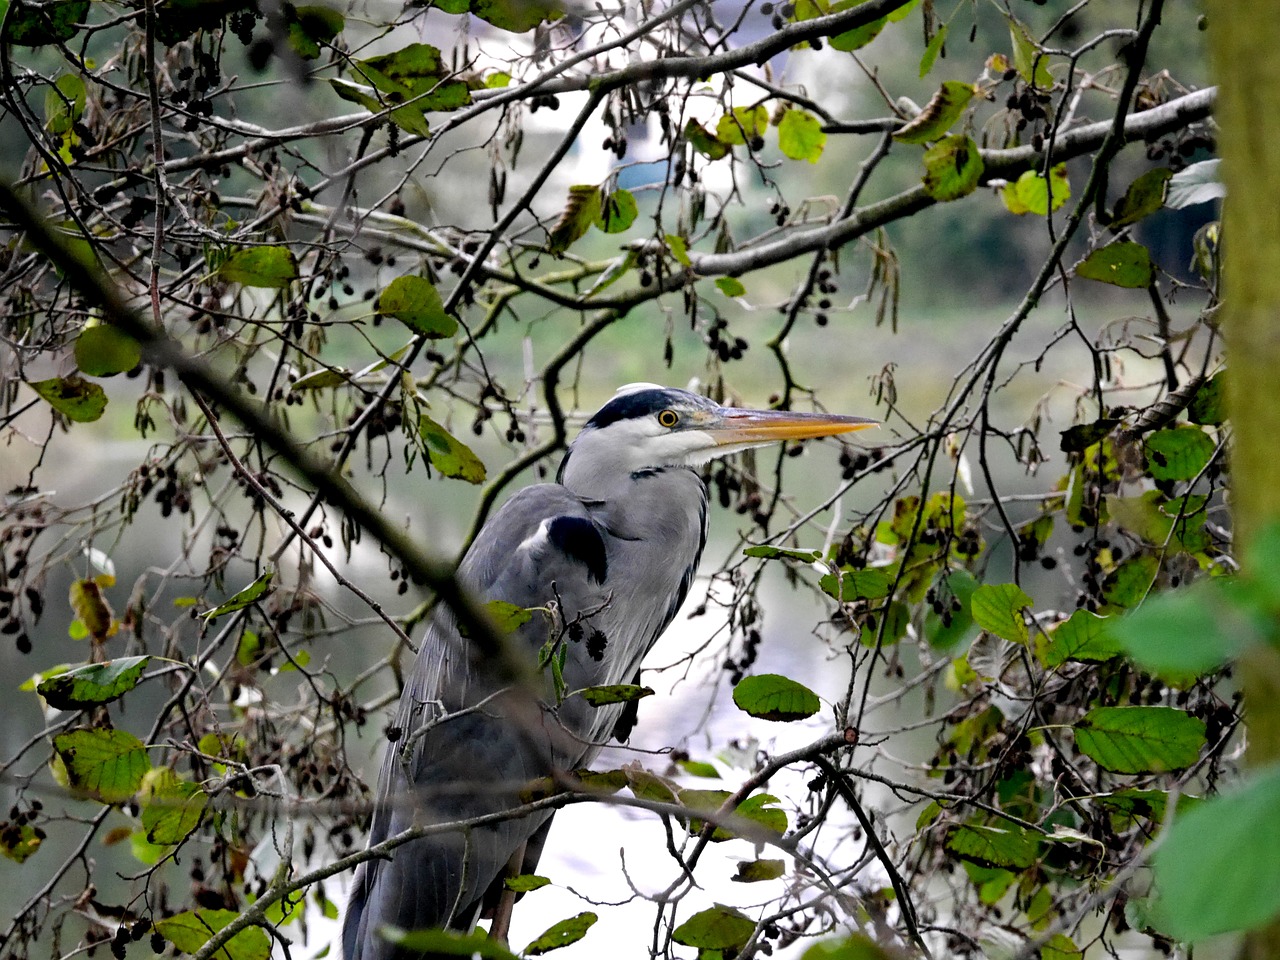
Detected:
left=517, top=517, right=553, bottom=555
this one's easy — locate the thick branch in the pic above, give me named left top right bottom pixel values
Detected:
left=692, top=87, right=1215, bottom=278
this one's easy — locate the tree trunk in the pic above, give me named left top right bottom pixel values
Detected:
left=1207, top=3, right=1280, bottom=957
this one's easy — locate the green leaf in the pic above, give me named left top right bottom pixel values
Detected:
left=915, top=800, right=944, bottom=833
left=1074, top=706, right=1206, bottom=774
left=356, top=43, right=472, bottom=113
left=0, top=821, right=43, bottom=863
left=418, top=415, right=487, bottom=483
left=962, top=862, right=1016, bottom=904
left=314, top=887, right=340, bottom=920
left=197, top=731, right=247, bottom=768
left=1144, top=425, right=1216, bottom=482
left=1101, top=555, right=1158, bottom=609
left=1111, top=578, right=1259, bottom=677
left=894, top=81, right=975, bottom=144
left=945, top=822, right=1040, bottom=869
left=485, top=599, right=533, bottom=634
left=290, top=366, right=351, bottom=390
left=129, top=828, right=170, bottom=865
left=286, top=5, right=344, bottom=60
left=685, top=119, right=730, bottom=160
left=8, top=0, right=88, bottom=46
left=716, top=106, right=768, bottom=145
left=614, top=768, right=675, bottom=803
left=52, top=729, right=151, bottom=803
left=594, top=189, right=638, bottom=233
left=681, top=790, right=787, bottom=843
left=1001, top=165, right=1070, bottom=215
left=1188, top=371, right=1227, bottom=425
left=236, top=630, right=262, bottom=667
left=818, top=566, right=892, bottom=601
left=75, top=324, right=142, bottom=377
left=1041, top=934, right=1081, bottom=960
left=1166, top=158, right=1225, bottom=209
left=217, top=246, right=299, bottom=289
left=677, top=788, right=732, bottom=836
left=329, top=77, right=430, bottom=136
left=677, top=758, right=720, bottom=778
left=276, top=648, right=311, bottom=673
left=466, top=0, right=562, bottom=32
left=579, top=684, right=654, bottom=707
left=45, top=73, right=86, bottom=135
left=375, top=276, right=458, bottom=338
left=672, top=905, right=756, bottom=950
left=204, top=571, right=274, bottom=620
left=1151, top=764, right=1280, bottom=940
left=886, top=0, right=920, bottom=22
left=139, top=768, right=207, bottom=845
left=801, top=932, right=902, bottom=960
left=1060, top=418, right=1119, bottom=453
left=732, top=674, right=821, bottom=721
left=293, top=344, right=411, bottom=392
left=524, top=912, right=596, bottom=955
left=1008, top=17, right=1053, bottom=88
left=1111, top=168, right=1172, bottom=227
left=665, top=234, right=692, bottom=267
left=830, top=11, right=887, bottom=52
left=918, top=23, right=948, bottom=77
left=155, top=910, right=270, bottom=960
left=625, top=766, right=679, bottom=803
left=735, top=792, right=788, bottom=836
left=715, top=277, right=747, bottom=297
left=504, top=874, right=551, bottom=893
left=547, top=185, right=602, bottom=254
left=37, top=656, right=150, bottom=709
left=28, top=376, right=107, bottom=422
left=570, top=766, right=626, bottom=793
left=1097, top=788, right=1181, bottom=824
left=777, top=110, right=826, bottom=163
left=969, top=583, right=1033, bottom=643
left=921, top=134, right=984, bottom=201
left=378, top=927, right=520, bottom=960
left=1075, top=242, right=1154, bottom=288
left=33, top=219, right=96, bottom=274
left=871, top=600, right=911, bottom=646
left=1036, top=611, right=1121, bottom=668
left=733, top=858, right=785, bottom=882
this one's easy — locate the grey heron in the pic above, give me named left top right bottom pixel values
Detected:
left=343, top=383, right=875, bottom=959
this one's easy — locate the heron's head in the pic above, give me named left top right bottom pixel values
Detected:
left=559, top=383, right=877, bottom=489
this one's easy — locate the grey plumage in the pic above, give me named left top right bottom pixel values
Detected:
left=343, top=385, right=874, bottom=960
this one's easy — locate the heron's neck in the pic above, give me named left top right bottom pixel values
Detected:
left=559, top=437, right=698, bottom=501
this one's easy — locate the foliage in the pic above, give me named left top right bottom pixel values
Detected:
left=0, top=0, right=1249, bottom=958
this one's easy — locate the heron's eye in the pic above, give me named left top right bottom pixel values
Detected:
left=657, top=409, right=679, bottom=428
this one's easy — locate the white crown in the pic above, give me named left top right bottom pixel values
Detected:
left=612, top=382, right=665, bottom=396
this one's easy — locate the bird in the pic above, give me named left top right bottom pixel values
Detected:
left=342, top=383, right=875, bottom=960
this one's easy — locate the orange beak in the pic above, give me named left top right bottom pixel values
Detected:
left=707, top=408, right=878, bottom=446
